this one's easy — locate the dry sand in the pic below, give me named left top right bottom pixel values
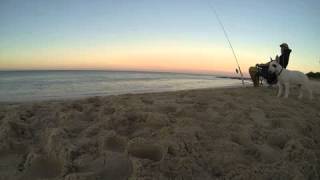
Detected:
left=0, top=82, right=319, bottom=180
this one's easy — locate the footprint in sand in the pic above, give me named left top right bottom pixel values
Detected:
left=0, top=152, right=26, bottom=179
left=127, top=139, right=163, bottom=161
left=100, top=131, right=127, bottom=153
left=249, top=107, right=269, bottom=127
left=67, top=152, right=132, bottom=180
left=21, top=153, right=63, bottom=179
left=267, top=129, right=290, bottom=149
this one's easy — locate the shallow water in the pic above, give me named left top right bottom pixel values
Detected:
left=0, top=70, right=247, bottom=102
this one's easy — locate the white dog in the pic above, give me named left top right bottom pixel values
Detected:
left=268, top=60, right=313, bottom=100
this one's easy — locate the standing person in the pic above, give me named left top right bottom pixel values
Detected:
left=249, top=43, right=292, bottom=87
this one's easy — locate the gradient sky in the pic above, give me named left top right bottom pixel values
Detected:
left=0, top=0, right=319, bottom=75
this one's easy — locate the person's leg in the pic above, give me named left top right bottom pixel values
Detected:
left=249, top=66, right=259, bottom=87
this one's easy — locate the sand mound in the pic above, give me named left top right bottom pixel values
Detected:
left=0, top=84, right=320, bottom=179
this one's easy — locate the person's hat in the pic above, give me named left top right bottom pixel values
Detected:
left=280, top=43, right=289, bottom=49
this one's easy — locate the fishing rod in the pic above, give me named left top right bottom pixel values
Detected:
left=207, top=0, right=245, bottom=86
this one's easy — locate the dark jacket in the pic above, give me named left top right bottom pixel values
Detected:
left=278, top=49, right=291, bottom=68
left=255, top=48, right=292, bottom=85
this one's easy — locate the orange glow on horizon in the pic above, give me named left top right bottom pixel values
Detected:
left=0, top=41, right=300, bottom=76
left=0, top=41, right=263, bottom=76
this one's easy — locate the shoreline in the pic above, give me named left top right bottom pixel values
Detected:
left=2, top=78, right=319, bottom=105
left=0, top=82, right=248, bottom=104
left=0, top=70, right=251, bottom=103
left=3, top=76, right=320, bottom=104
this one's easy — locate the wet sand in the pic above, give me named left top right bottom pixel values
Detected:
left=0, top=82, right=319, bottom=180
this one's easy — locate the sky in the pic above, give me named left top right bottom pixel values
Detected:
left=0, top=0, right=319, bottom=75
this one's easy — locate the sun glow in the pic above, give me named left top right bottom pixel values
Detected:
left=1, top=41, right=249, bottom=75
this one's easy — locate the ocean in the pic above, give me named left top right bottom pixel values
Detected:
left=0, top=70, right=247, bottom=102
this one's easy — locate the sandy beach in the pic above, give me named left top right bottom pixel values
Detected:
left=0, top=82, right=319, bottom=180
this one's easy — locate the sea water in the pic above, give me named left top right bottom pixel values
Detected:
left=0, top=70, right=247, bottom=102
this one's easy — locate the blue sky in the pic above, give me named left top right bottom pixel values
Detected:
left=0, top=0, right=319, bottom=73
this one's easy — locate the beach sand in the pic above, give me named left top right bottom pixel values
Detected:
left=0, top=81, right=319, bottom=180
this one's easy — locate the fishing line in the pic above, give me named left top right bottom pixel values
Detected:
left=206, top=0, right=245, bottom=86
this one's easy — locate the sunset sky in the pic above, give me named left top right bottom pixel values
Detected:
left=0, top=0, right=319, bottom=75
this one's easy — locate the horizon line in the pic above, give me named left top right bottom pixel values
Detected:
left=0, top=68, right=246, bottom=77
